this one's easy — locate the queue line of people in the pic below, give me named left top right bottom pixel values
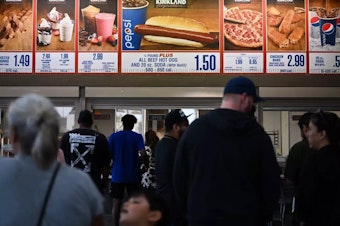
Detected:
left=1, top=76, right=340, bottom=226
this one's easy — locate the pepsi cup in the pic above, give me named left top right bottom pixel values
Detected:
left=122, top=0, right=149, bottom=50
left=319, top=17, right=337, bottom=46
left=309, top=10, right=320, bottom=39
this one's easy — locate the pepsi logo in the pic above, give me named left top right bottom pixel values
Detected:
left=321, top=23, right=335, bottom=35
left=337, top=18, right=340, bottom=27
left=311, top=16, right=319, bottom=27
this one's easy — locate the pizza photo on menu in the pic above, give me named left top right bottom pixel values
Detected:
left=223, top=2, right=263, bottom=50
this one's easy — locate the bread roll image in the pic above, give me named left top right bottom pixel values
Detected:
left=268, top=27, right=289, bottom=48
left=294, top=7, right=305, bottom=14
left=279, top=10, right=294, bottom=34
left=291, top=14, right=302, bottom=23
left=267, top=6, right=280, bottom=16
left=134, top=16, right=218, bottom=48
left=288, top=26, right=304, bottom=44
left=268, top=15, right=283, bottom=27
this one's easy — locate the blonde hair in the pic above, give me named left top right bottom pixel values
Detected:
left=7, top=94, right=60, bottom=168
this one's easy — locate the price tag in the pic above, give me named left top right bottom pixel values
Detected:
left=309, top=53, right=340, bottom=74
left=266, top=53, right=306, bottom=73
left=78, top=52, right=118, bottom=73
left=0, top=52, right=32, bottom=73
left=224, top=53, right=263, bottom=73
left=35, top=52, right=75, bottom=73
left=121, top=52, right=220, bottom=73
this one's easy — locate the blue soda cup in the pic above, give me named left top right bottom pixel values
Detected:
left=319, top=17, right=337, bottom=46
left=122, top=1, right=149, bottom=50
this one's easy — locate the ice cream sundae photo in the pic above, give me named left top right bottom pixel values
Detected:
left=47, top=7, right=63, bottom=31
left=37, top=18, right=52, bottom=46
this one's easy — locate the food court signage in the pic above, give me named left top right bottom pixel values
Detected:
left=0, top=0, right=339, bottom=74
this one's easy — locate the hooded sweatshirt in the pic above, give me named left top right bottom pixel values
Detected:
left=173, top=108, right=281, bottom=226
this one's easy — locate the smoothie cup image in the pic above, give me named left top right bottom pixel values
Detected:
left=59, top=13, right=74, bottom=42
left=81, top=5, right=100, bottom=34
left=95, top=13, right=116, bottom=41
left=122, top=0, right=149, bottom=50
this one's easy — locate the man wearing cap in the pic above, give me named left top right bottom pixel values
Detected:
left=155, top=109, right=190, bottom=226
left=108, top=114, right=146, bottom=226
left=60, top=109, right=111, bottom=192
left=173, top=76, right=281, bottom=226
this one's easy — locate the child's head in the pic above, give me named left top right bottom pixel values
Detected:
left=120, top=190, right=170, bottom=226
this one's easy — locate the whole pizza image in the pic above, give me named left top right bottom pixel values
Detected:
left=267, top=0, right=306, bottom=51
left=223, top=0, right=263, bottom=50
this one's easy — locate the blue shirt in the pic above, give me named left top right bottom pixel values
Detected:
left=109, top=130, right=144, bottom=183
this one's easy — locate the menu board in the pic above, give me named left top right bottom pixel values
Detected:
left=78, top=0, right=118, bottom=73
left=0, top=0, right=339, bottom=75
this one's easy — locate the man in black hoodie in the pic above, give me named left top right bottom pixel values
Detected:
left=173, top=76, right=281, bottom=226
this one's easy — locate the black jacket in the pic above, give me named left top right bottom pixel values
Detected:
left=173, top=108, right=281, bottom=226
left=299, top=144, right=340, bottom=226
left=155, top=135, right=186, bottom=225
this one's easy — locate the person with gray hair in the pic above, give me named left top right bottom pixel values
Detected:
left=0, top=94, right=104, bottom=226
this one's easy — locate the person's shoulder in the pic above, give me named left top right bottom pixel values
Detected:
left=58, top=165, right=101, bottom=195
left=60, top=164, right=93, bottom=182
left=0, top=157, right=16, bottom=171
left=290, top=140, right=309, bottom=152
left=60, top=130, right=72, bottom=138
left=66, top=128, right=90, bottom=135
left=131, top=130, right=142, bottom=136
left=108, top=131, right=116, bottom=138
left=95, top=131, right=108, bottom=139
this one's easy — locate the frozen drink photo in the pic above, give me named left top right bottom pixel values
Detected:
left=95, top=13, right=116, bottom=41
left=81, top=5, right=100, bottom=34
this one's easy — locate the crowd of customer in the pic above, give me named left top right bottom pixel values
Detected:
left=1, top=76, right=340, bottom=226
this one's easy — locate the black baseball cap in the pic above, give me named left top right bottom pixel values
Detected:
left=165, top=109, right=190, bottom=131
left=223, top=76, right=264, bottom=102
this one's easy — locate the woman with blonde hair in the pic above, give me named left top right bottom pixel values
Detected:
left=0, top=94, right=104, bottom=226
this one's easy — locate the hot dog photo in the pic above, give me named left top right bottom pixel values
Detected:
left=127, top=0, right=219, bottom=50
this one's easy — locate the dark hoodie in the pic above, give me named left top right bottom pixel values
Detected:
left=173, top=108, right=281, bottom=226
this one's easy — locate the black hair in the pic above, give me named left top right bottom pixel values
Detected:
left=127, top=190, right=170, bottom=226
left=122, top=114, right=137, bottom=130
left=78, top=110, right=93, bottom=127
left=298, top=112, right=313, bottom=129
left=249, top=105, right=256, bottom=117
left=310, top=111, right=340, bottom=146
